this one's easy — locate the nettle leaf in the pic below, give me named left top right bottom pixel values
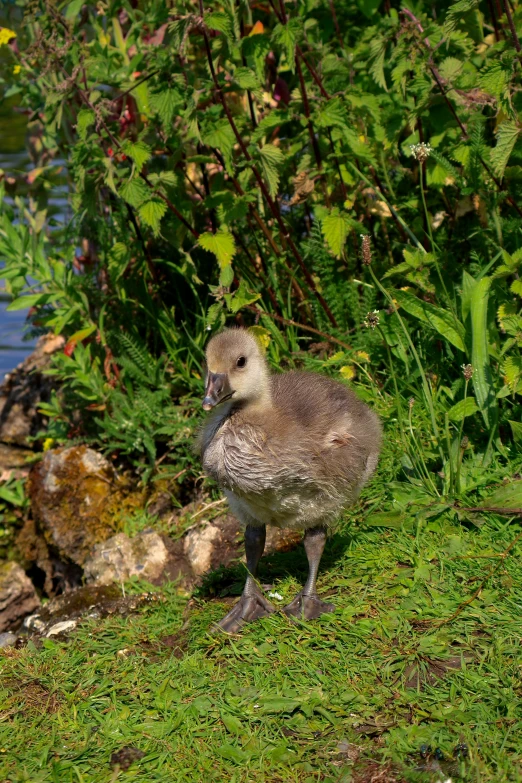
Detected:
left=147, top=171, right=177, bottom=187
left=206, top=11, right=234, bottom=41
left=121, top=140, right=152, bottom=172
left=119, top=177, right=149, bottom=208
left=321, top=209, right=350, bottom=258
left=439, top=57, right=464, bottom=82
left=491, top=121, right=520, bottom=179
left=447, top=397, right=479, bottom=421
left=150, top=88, right=181, bottom=129
left=272, top=19, right=301, bottom=71
left=76, top=108, right=95, bottom=141
left=202, top=121, right=236, bottom=172
left=503, top=355, right=522, bottom=392
left=314, top=98, right=347, bottom=129
left=233, top=67, right=258, bottom=91
left=259, top=144, right=285, bottom=198
left=369, top=36, right=387, bottom=91
left=138, top=198, right=167, bottom=235
left=225, top=279, right=261, bottom=313
left=251, top=110, right=291, bottom=143
left=199, top=230, right=236, bottom=269
left=479, top=61, right=510, bottom=103
left=511, top=280, right=522, bottom=297
left=242, top=34, right=271, bottom=82
left=444, top=0, right=479, bottom=34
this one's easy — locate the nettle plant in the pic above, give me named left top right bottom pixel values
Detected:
left=0, top=0, right=522, bottom=492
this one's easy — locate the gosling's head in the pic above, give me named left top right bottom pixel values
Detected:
left=202, top=328, right=270, bottom=411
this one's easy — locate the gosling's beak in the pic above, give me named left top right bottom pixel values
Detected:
left=202, top=372, right=233, bottom=410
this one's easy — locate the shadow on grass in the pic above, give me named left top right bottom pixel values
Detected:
left=195, top=529, right=357, bottom=599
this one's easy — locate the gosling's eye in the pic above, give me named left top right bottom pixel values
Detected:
left=236, top=356, right=247, bottom=368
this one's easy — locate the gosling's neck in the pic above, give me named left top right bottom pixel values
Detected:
left=233, top=375, right=272, bottom=416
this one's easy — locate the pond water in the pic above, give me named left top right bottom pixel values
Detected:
left=0, top=17, right=69, bottom=380
left=0, top=107, right=35, bottom=379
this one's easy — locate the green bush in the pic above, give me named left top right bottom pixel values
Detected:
left=1, top=0, right=521, bottom=495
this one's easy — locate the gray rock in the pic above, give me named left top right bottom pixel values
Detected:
left=184, top=524, right=221, bottom=576
left=83, top=531, right=169, bottom=585
left=20, top=584, right=155, bottom=639
left=46, top=620, right=77, bottom=637
left=0, top=561, right=40, bottom=632
left=0, top=333, right=65, bottom=446
left=0, top=631, right=18, bottom=648
left=28, top=445, right=135, bottom=566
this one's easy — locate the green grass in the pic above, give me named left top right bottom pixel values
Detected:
left=1, top=502, right=521, bottom=782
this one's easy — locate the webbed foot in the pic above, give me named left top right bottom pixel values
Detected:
left=216, top=591, right=276, bottom=634
left=283, top=591, right=335, bottom=621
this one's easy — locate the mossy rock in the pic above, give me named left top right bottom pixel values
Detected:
left=28, top=446, right=145, bottom=565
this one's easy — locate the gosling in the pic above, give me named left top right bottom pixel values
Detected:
left=199, top=328, right=381, bottom=632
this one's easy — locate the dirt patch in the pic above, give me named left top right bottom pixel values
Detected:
left=3, top=678, right=61, bottom=716
left=352, top=760, right=406, bottom=783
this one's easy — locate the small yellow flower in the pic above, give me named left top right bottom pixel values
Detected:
left=43, top=437, right=54, bottom=452
left=340, top=365, right=356, bottom=380
left=13, top=64, right=21, bottom=75
left=355, top=351, right=370, bottom=363
left=0, top=28, right=16, bottom=47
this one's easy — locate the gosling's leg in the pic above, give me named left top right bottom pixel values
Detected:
left=217, top=524, right=275, bottom=633
left=284, top=527, right=335, bottom=620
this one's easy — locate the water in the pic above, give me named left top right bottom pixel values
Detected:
left=0, top=14, right=69, bottom=380
left=0, top=117, right=36, bottom=379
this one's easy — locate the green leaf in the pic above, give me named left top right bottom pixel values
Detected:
left=121, top=140, right=152, bottom=172
left=321, top=208, right=350, bottom=258
left=138, top=198, right=167, bottom=235
left=314, top=99, right=347, bottom=129
left=446, top=397, right=479, bottom=421
left=217, top=744, right=248, bottom=764
left=233, top=67, right=258, bottom=91
left=510, top=279, right=522, bottom=297
left=199, top=231, right=236, bottom=269
left=366, top=511, right=407, bottom=529
left=255, top=697, right=300, bottom=714
left=508, top=420, right=522, bottom=442
left=272, top=19, right=301, bottom=70
left=65, top=0, right=84, bottom=19
left=225, top=279, right=261, bottom=313
left=491, top=121, right=520, bottom=179
left=150, top=88, right=181, bottom=129
left=206, top=11, right=234, bottom=40
left=482, top=480, right=522, bottom=509
left=76, top=109, right=95, bottom=141
left=369, top=36, right=387, bottom=91
left=221, top=714, right=244, bottom=735
left=202, top=121, right=236, bottom=172
left=251, top=110, right=290, bottom=143
left=471, top=276, right=495, bottom=426
left=259, top=144, right=285, bottom=198
left=394, top=290, right=466, bottom=351
left=6, top=292, right=57, bottom=311
left=119, top=177, right=149, bottom=208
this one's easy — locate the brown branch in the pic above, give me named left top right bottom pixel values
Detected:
left=296, top=55, right=330, bottom=207
left=246, top=305, right=353, bottom=350
left=459, top=506, right=522, bottom=515
left=503, top=0, right=522, bottom=53
left=109, top=70, right=159, bottom=106
left=124, top=203, right=158, bottom=283
left=328, top=0, right=345, bottom=50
